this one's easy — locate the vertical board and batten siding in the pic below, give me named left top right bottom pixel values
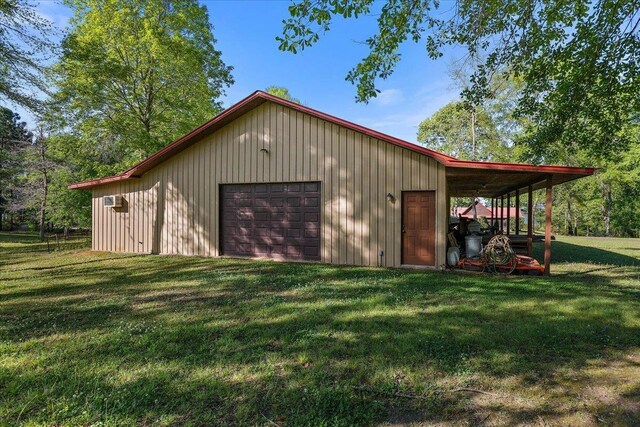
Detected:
left=91, top=101, right=447, bottom=267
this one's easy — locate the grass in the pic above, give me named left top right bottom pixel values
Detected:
left=1, top=233, right=639, bottom=426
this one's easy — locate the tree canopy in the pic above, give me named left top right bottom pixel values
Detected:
left=265, top=86, right=301, bottom=103
left=0, top=106, right=32, bottom=229
left=3, top=0, right=235, bottom=230
left=53, top=0, right=234, bottom=172
left=417, top=101, right=508, bottom=161
left=0, top=0, right=56, bottom=110
left=278, top=0, right=640, bottom=156
left=1, top=0, right=637, bottom=238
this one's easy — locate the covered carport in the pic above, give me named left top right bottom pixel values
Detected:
left=445, top=160, right=595, bottom=275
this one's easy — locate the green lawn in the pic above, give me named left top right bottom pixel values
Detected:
left=1, top=233, right=639, bottom=426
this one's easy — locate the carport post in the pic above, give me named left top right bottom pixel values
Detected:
left=544, top=177, right=553, bottom=275
left=527, top=185, right=533, bottom=257
left=515, top=189, right=520, bottom=235
left=507, top=193, right=511, bottom=234
left=500, top=196, right=504, bottom=233
left=490, top=198, right=494, bottom=228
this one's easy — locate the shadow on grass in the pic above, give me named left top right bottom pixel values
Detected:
left=533, top=239, right=640, bottom=266
left=1, top=244, right=639, bottom=425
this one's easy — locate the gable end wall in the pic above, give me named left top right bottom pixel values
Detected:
left=91, top=101, right=447, bottom=267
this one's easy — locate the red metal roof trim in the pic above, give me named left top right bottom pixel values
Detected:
left=254, top=92, right=458, bottom=164
left=68, top=174, right=139, bottom=189
left=445, top=159, right=594, bottom=175
left=69, top=92, right=267, bottom=189
left=68, top=90, right=593, bottom=189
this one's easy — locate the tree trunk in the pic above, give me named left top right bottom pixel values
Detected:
left=600, top=181, right=612, bottom=236
left=566, top=197, right=573, bottom=235
left=37, top=130, right=49, bottom=242
left=470, top=109, right=477, bottom=160
left=9, top=190, right=14, bottom=231
left=39, top=202, right=46, bottom=241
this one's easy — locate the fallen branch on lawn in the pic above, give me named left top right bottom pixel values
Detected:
left=260, top=411, right=282, bottom=427
left=449, top=387, right=499, bottom=397
left=446, top=387, right=532, bottom=405
left=352, top=385, right=506, bottom=401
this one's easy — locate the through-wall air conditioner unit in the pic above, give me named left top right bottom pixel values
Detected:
left=103, top=195, right=123, bottom=208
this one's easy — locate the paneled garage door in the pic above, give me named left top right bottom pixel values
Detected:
left=221, top=182, right=321, bottom=261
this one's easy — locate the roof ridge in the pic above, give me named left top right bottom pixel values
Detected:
left=69, top=90, right=593, bottom=190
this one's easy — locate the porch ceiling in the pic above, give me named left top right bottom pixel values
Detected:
left=446, top=164, right=594, bottom=198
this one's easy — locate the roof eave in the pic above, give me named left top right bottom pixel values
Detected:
left=68, top=90, right=594, bottom=190
left=67, top=173, right=138, bottom=190
left=445, top=159, right=595, bottom=175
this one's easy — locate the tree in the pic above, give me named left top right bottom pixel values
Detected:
left=38, top=121, right=111, bottom=230
left=0, top=0, right=56, bottom=110
left=595, top=133, right=640, bottom=237
left=0, top=106, right=32, bottom=230
left=278, top=0, right=639, bottom=156
left=417, top=101, right=508, bottom=161
left=540, top=115, right=640, bottom=237
left=21, top=128, right=60, bottom=240
left=418, top=100, right=511, bottom=212
left=265, top=86, right=301, bottom=103
left=53, top=0, right=234, bottom=172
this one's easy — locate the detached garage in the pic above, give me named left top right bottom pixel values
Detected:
left=70, top=90, right=593, bottom=270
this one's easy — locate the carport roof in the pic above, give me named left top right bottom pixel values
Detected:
left=69, top=90, right=594, bottom=190
left=446, top=160, right=594, bottom=198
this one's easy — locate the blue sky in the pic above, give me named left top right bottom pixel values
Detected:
left=29, top=0, right=462, bottom=143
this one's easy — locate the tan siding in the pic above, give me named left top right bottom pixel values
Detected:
left=318, top=121, right=330, bottom=262
left=92, top=193, right=97, bottom=251
left=355, top=133, right=364, bottom=266
left=161, top=166, right=167, bottom=253
left=201, top=139, right=208, bottom=256
left=176, top=155, right=181, bottom=254
left=194, top=144, right=201, bottom=256
left=215, top=128, right=223, bottom=256
left=257, top=108, right=265, bottom=182
left=368, top=137, right=377, bottom=266
left=169, top=158, right=176, bottom=254
left=169, top=157, right=175, bottom=253
left=265, top=106, right=271, bottom=180
left=348, top=129, right=355, bottom=264
left=393, top=146, right=402, bottom=266
left=333, top=124, right=342, bottom=263
left=191, top=145, right=197, bottom=256
left=183, top=151, right=190, bottom=255
left=90, top=101, right=447, bottom=267
left=385, top=143, right=394, bottom=266
left=295, top=111, right=302, bottom=181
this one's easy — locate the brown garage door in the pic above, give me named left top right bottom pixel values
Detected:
left=221, top=182, right=321, bottom=261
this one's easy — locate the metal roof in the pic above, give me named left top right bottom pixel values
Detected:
left=69, top=90, right=594, bottom=190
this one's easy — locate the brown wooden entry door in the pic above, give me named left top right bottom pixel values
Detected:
left=402, top=191, right=436, bottom=265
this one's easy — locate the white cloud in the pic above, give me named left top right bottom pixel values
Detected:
left=352, top=82, right=457, bottom=143
left=36, top=1, right=72, bottom=30
left=371, top=88, right=404, bottom=106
